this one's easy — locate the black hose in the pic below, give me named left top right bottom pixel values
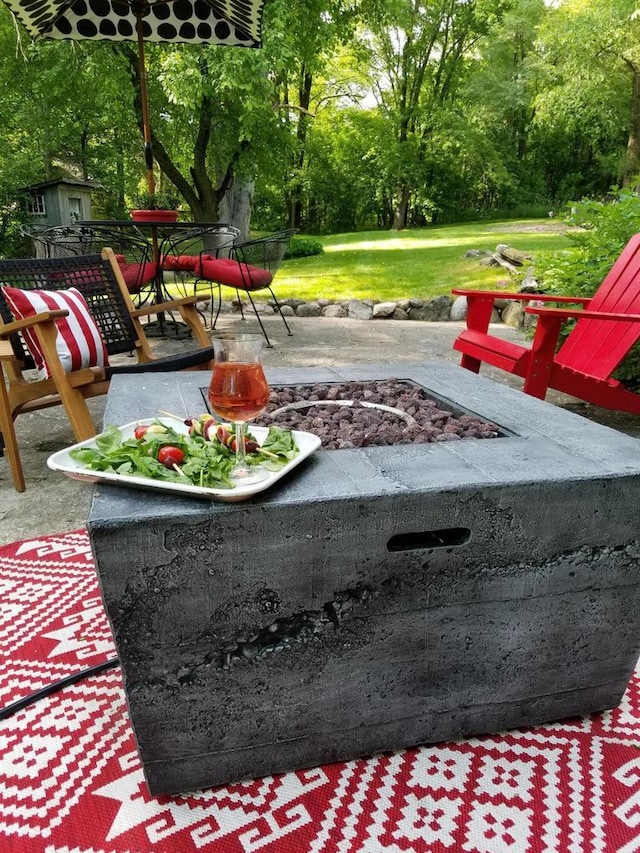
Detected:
left=0, top=657, right=120, bottom=721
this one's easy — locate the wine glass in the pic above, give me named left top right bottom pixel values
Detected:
left=207, top=333, right=271, bottom=485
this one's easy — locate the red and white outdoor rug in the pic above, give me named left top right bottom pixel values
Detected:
left=2, top=530, right=640, bottom=853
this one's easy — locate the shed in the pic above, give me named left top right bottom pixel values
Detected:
left=21, top=179, right=100, bottom=226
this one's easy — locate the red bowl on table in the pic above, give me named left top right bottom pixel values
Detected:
left=130, top=209, right=179, bottom=223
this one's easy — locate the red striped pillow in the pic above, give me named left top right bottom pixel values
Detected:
left=1, top=286, right=109, bottom=378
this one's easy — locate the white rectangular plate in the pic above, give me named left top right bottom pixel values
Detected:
left=47, top=418, right=322, bottom=503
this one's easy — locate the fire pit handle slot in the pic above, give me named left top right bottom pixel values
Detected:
left=387, top=528, right=471, bottom=552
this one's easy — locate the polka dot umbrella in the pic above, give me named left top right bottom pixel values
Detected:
left=2, top=0, right=266, bottom=194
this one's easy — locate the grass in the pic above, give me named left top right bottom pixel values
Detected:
left=164, top=219, right=572, bottom=303
left=274, top=219, right=570, bottom=302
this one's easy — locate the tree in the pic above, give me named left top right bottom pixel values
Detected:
left=115, top=41, right=281, bottom=234
left=360, top=0, right=507, bottom=229
left=462, top=0, right=547, bottom=201
left=264, top=0, right=363, bottom=230
left=0, top=11, right=140, bottom=250
left=534, top=0, right=640, bottom=191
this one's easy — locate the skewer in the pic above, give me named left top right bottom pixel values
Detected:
left=257, top=447, right=280, bottom=460
left=158, top=409, right=187, bottom=422
left=157, top=409, right=282, bottom=460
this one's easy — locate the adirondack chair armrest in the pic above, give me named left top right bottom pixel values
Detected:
left=129, top=293, right=209, bottom=319
left=130, top=293, right=212, bottom=349
left=452, top=288, right=592, bottom=305
left=525, top=306, right=640, bottom=322
left=0, top=307, right=87, bottom=384
left=0, top=309, right=69, bottom=338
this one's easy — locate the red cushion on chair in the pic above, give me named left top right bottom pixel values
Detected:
left=196, top=257, right=273, bottom=291
left=117, top=261, right=158, bottom=293
left=161, top=254, right=200, bottom=273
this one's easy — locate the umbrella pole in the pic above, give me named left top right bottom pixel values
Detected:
left=135, top=11, right=155, bottom=196
left=134, top=8, right=162, bottom=323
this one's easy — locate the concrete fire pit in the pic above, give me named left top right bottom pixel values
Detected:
left=87, top=363, right=640, bottom=795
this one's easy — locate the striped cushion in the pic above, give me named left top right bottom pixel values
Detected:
left=1, top=286, right=109, bottom=378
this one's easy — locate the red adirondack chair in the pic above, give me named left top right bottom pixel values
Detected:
left=451, top=232, right=640, bottom=413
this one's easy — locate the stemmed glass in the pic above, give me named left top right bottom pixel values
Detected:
left=207, top=333, right=271, bottom=485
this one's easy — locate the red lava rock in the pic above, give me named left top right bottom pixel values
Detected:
left=256, top=379, right=500, bottom=449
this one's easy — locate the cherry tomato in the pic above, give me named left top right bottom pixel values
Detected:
left=157, top=445, right=185, bottom=468
left=134, top=425, right=150, bottom=440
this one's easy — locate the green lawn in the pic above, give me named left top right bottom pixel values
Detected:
left=274, top=220, right=570, bottom=302
left=164, top=219, right=571, bottom=303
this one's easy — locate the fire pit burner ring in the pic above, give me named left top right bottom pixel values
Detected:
left=268, top=399, right=418, bottom=427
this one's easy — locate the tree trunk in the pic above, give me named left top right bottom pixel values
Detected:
left=286, top=69, right=313, bottom=230
left=218, top=180, right=254, bottom=243
left=392, top=186, right=410, bottom=230
left=115, top=137, right=126, bottom=215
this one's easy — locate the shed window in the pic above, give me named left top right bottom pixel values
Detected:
left=68, top=197, right=82, bottom=222
left=27, top=194, right=46, bottom=215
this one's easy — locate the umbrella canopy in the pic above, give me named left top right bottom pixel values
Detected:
left=2, top=0, right=266, bottom=193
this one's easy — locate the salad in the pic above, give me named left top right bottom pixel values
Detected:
left=69, top=415, right=299, bottom=490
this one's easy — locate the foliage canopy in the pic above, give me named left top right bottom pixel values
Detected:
left=0, top=0, right=638, bottom=247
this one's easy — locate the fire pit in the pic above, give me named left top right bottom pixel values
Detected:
left=88, top=363, right=640, bottom=795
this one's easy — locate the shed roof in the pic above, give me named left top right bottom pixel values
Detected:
left=21, top=179, right=101, bottom=192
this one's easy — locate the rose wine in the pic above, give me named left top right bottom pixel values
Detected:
left=208, top=362, right=270, bottom=422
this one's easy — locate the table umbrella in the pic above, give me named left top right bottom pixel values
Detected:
left=2, top=0, right=265, bottom=194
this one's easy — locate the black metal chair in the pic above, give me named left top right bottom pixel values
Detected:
left=0, top=248, right=215, bottom=491
left=160, top=223, right=240, bottom=265
left=20, top=223, right=55, bottom=258
left=159, top=223, right=240, bottom=312
left=21, top=224, right=159, bottom=306
left=194, top=229, right=297, bottom=347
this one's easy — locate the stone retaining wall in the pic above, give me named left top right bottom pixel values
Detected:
left=219, top=293, right=540, bottom=330
left=200, top=241, right=545, bottom=330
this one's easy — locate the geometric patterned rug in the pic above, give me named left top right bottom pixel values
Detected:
left=2, top=531, right=640, bottom=853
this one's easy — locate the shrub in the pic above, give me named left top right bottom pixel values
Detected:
left=284, top=237, right=324, bottom=259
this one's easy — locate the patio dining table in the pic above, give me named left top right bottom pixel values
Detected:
left=77, top=219, right=239, bottom=338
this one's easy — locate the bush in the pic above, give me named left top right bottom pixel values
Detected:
left=284, top=237, right=324, bottom=259
left=534, top=189, right=640, bottom=389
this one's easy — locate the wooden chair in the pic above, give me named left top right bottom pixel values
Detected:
left=0, top=248, right=215, bottom=491
left=451, top=232, right=640, bottom=413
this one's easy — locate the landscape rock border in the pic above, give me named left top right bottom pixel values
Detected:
left=213, top=243, right=546, bottom=330
left=217, top=292, right=542, bottom=331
